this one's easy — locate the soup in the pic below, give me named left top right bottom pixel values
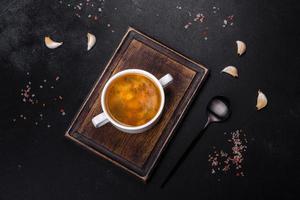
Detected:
left=105, top=73, right=161, bottom=127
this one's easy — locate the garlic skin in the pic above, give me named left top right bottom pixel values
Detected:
left=256, top=90, right=268, bottom=110
left=236, top=40, right=246, bottom=56
left=87, top=33, right=96, bottom=51
left=221, top=66, right=238, bottom=78
left=44, top=36, right=63, bottom=49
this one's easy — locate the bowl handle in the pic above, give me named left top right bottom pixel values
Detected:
left=159, top=74, right=173, bottom=88
left=92, top=112, right=109, bottom=128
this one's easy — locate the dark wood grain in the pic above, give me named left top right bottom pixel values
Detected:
left=65, top=27, right=208, bottom=181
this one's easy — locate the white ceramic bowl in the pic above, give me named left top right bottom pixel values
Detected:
left=92, top=69, right=173, bottom=134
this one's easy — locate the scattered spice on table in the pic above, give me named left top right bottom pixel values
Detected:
left=58, top=0, right=105, bottom=22
left=184, top=12, right=206, bottom=30
left=176, top=5, right=182, bottom=10
left=194, top=13, right=205, bottom=23
left=212, top=6, right=220, bottom=14
left=182, top=5, right=236, bottom=40
left=222, top=15, right=235, bottom=28
left=184, top=22, right=192, bottom=29
left=208, top=129, right=248, bottom=179
left=21, top=82, right=38, bottom=104
left=60, top=108, right=66, bottom=116
left=200, top=27, right=209, bottom=40
left=13, top=72, right=67, bottom=128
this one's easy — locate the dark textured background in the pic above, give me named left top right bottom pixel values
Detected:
left=0, top=0, right=299, bottom=199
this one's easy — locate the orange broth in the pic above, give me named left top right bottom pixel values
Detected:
left=105, top=73, right=161, bottom=126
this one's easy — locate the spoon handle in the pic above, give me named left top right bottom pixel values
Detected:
left=161, top=119, right=210, bottom=188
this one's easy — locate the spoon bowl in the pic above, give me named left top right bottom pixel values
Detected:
left=205, top=96, right=231, bottom=127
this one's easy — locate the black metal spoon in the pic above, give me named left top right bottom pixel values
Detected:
left=161, top=96, right=231, bottom=188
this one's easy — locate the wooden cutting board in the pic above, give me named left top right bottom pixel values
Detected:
left=65, top=27, right=208, bottom=182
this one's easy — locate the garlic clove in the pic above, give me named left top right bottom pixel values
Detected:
left=87, top=32, right=96, bottom=51
left=256, top=90, right=268, bottom=110
left=44, top=36, right=63, bottom=49
left=236, top=40, right=246, bottom=56
left=221, top=66, right=238, bottom=78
